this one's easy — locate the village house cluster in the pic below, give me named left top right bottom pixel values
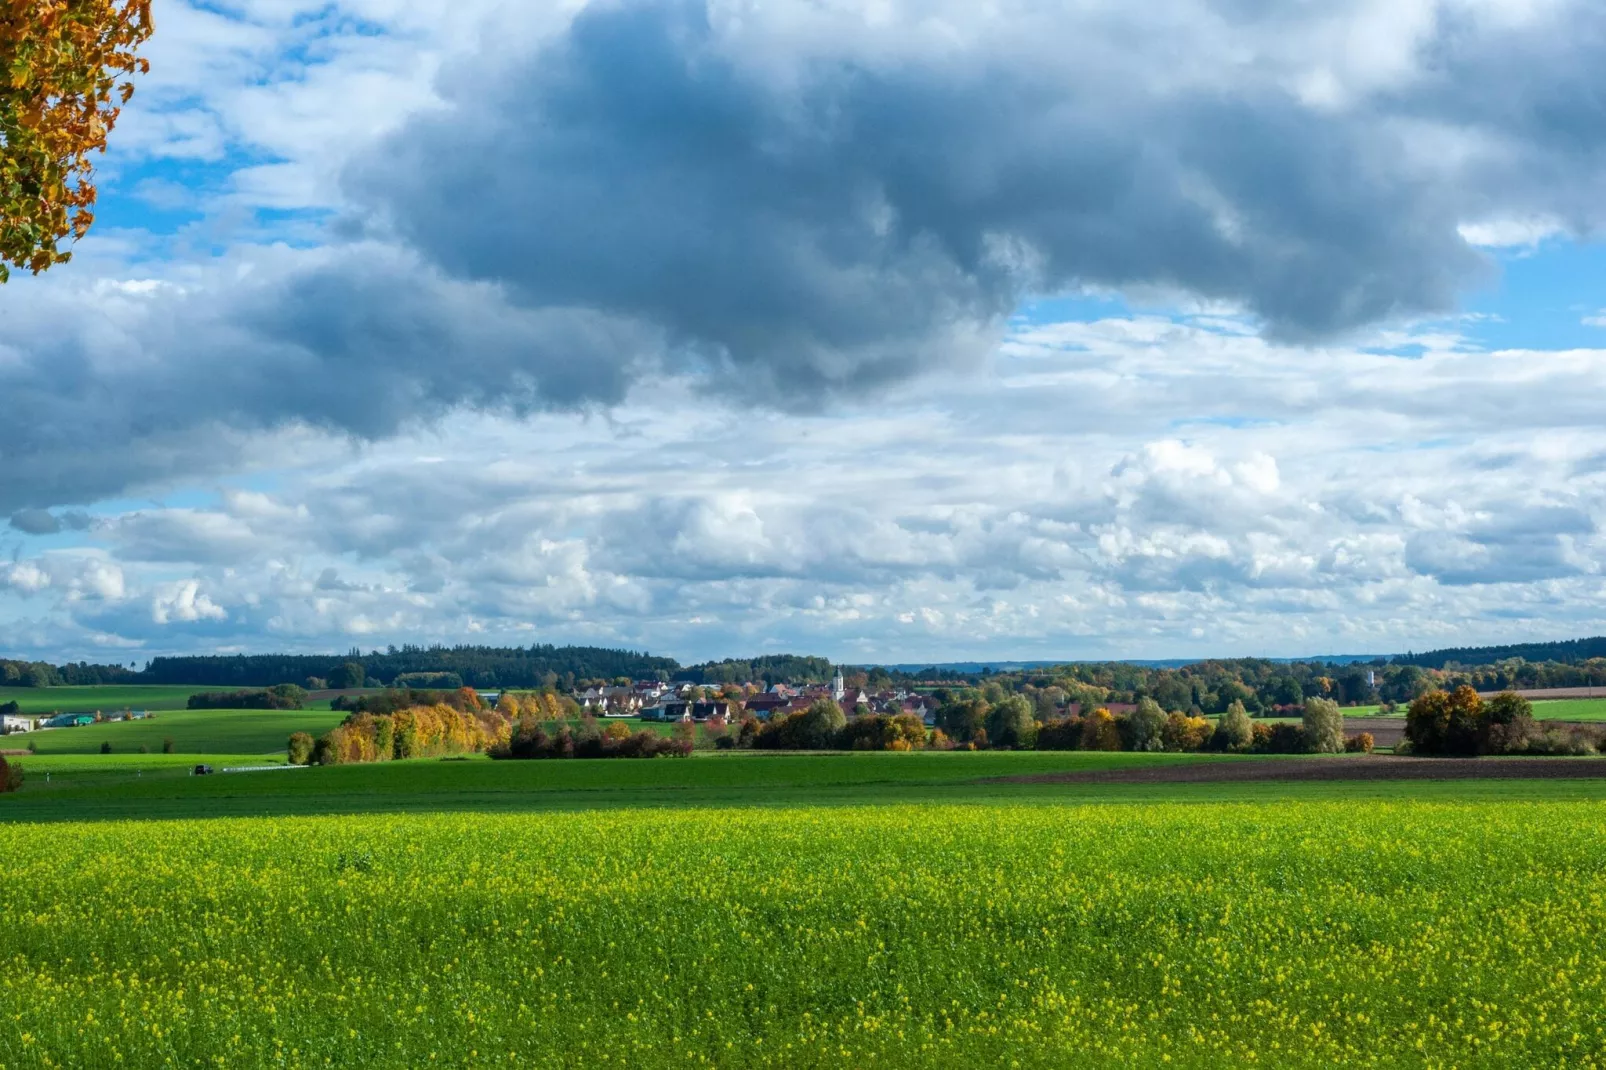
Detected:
left=573, top=672, right=939, bottom=725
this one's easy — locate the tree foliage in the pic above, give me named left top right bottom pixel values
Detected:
left=1301, top=697, right=1345, bottom=754
left=984, top=694, right=1037, bottom=749
left=1212, top=700, right=1254, bottom=752
left=0, top=753, right=21, bottom=792
left=1, top=0, right=152, bottom=280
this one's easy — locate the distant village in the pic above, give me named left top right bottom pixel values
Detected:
left=572, top=671, right=941, bottom=725
left=1, top=674, right=933, bottom=737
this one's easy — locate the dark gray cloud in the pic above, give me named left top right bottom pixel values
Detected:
left=8, top=509, right=92, bottom=535
left=0, top=249, right=660, bottom=512
left=7, top=0, right=1606, bottom=518
left=346, top=0, right=1606, bottom=375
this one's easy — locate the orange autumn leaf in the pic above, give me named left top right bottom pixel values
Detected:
left=0, top=0, right=152, bottom=281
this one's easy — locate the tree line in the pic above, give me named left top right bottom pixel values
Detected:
left=139, top=645, right=679, bottom=689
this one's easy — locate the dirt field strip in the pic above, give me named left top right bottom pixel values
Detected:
left=995, top=756, right=1606, bottom=785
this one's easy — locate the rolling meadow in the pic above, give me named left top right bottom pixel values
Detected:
left=5, top=691, right=1606, bottom=1066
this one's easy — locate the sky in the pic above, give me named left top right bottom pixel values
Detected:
left=4, top=0, right=1606, bottom=667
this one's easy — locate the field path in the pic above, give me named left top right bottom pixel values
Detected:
left=995, top=755, right=1606, bottom=784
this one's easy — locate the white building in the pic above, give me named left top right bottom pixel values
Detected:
left=1, top=713, right=38, bottom=734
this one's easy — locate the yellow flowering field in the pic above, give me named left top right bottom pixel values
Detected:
left=2, top=801, right=1605, bottom=1067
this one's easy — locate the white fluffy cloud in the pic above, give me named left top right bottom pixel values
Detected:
left=6, top=310, right=1606, bottom=661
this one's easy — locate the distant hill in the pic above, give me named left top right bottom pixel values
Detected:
left=1398, top=637, right=1606, bottom=669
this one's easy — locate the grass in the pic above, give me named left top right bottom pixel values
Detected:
left=0, top=750, right=1218, bottom=821
left=1528, top=697, right=1606, bottom=721
left=8, top=749, right=1606, bottom=824
left=0, top=683, right=225, bottom=713
left=3, top=800, right=1605, bottom=1066
left=5, top=707, right=345, bottom=756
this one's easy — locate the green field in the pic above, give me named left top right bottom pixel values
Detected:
left=0, top=683, right=226, bottom=713
left=1528, top=697, right=1606, bottom=721
left=3, top=798, right=1604, bottom=1066
left=4, top=707, right=345, bottom=756
left=7, top=693, right=1606, bottom=1066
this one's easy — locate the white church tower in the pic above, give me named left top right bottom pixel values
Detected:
left=832, top=669, right=845, bottom=703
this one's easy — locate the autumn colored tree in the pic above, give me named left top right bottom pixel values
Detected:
left=1405, top=685, right=1485, bottom=755
left=1, top=0, right=152, bottom=279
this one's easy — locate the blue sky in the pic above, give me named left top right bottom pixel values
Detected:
left=4, top=0, right=1606, bottom=666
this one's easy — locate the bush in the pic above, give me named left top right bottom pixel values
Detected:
left=0, top=754, right=22, bottom=793
left=391, top=671, right=464, bottom=691
left=188, top=688, right=305, bottom=711
left=1483, top=691, right=1536, bottom=754
left=287, top=731, right=315, bottom=765
left=1522, top=724, right=1601, bottom=756
left=1252, top=722, right=1308, bottom=754
left=99, top=741, right=112, bottom=754
left=1344, top=732, right=1375, bottom=754
left=1211, top=700, right=1254, bottom=752
left=162, top=736, right=175, bottom=754
left=138, top=743, right=150, bottom=754
left=1302, top=697, right=1345, bottom=754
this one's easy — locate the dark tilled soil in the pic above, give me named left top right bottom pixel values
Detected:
left=1337, top=717, right=1405, bottom=748
left=997, top=756, right=1606, bottom=785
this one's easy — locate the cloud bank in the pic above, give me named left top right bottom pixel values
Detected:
left=4, top=0, right=1606, bottom=659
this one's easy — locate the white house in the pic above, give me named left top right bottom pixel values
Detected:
left=1, top=712, right=38, bottom=734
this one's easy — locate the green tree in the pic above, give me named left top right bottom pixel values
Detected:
left=795, top=698, right=846, bottom=749
left=1302, top=697, right=1344, bottom=754
left=1483, top=690, right=1535, bottom=754
left=985, top=694, right=1037, bottom=749
left=1124, top=698, right=1166, bottom=752
left=329, top=661, right=366, bottom=690
left=938, top=693, right=989, bottom=743
left=1212, top=699, right=1254, bottom=752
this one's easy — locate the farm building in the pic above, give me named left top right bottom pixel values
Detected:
left=1, top=712, right=38, bottom=734
left=42, top=714, right=95, bottom=728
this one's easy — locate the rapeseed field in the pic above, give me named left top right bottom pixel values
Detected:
left=2, top=801, right=1604, bottom=1067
